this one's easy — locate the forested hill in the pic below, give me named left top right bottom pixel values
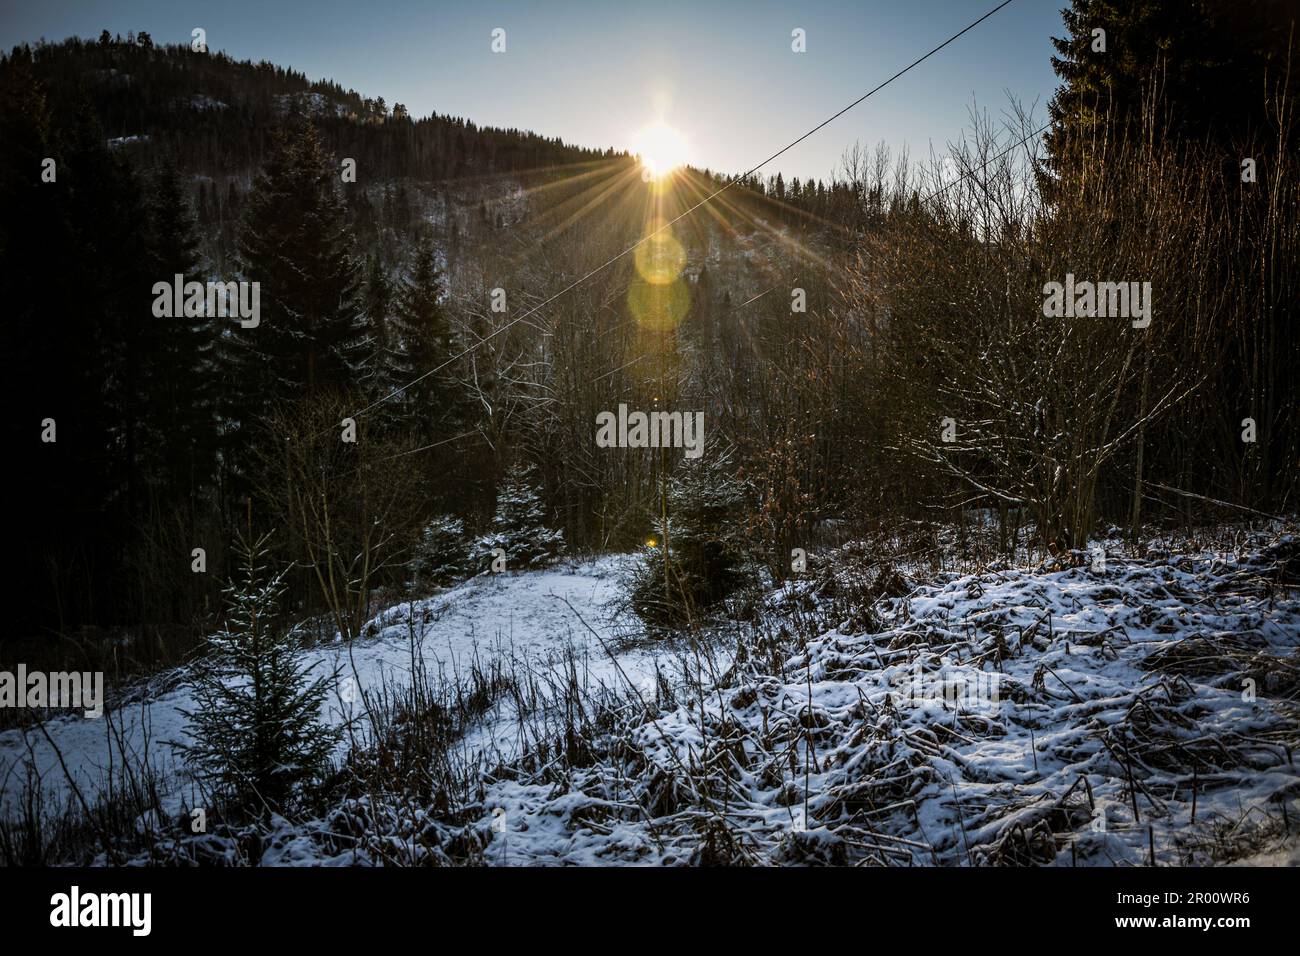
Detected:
left=16, top=33, right=882, bottom=238
left=0, top=31, right=848, bottom=643
left=19, top=33, right=614, bottom=180
left=6, top=8, right=1291, bottom=664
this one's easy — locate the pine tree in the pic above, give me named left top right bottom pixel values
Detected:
left=472, top=464, right=564, bottom=571
left=178, top=532, right=338, bottom=812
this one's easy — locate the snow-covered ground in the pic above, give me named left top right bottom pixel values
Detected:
left=0, top=556, right=652, bottom=818
left=443, top=537, right=1300, bottom=866
left=5, top=536, right=1297, bottom=867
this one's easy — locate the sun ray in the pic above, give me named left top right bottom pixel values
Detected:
left=529, top=161, right=645, bottom=246
left=677, top=168, right=839, bottom=274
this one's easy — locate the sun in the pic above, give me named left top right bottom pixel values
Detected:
left=633, top=122, right=689, bottom=179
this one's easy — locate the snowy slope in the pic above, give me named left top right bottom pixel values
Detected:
left=0, top=557, right=646, bottom=818
left=432, top=537, right=1300, bottom=866
left=5, top=537, right=1297, bottom=868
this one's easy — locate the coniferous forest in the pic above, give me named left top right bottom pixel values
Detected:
left=0, top=0, right=1298, bottom=912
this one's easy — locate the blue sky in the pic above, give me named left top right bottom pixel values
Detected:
left=0, top=0, right=1067, bottom=181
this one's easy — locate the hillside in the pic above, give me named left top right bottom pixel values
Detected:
left=26, top=35, right=610, bottom=178
left=1, top=34, right=850, bottom=643
left=4, top=527, right=1297, bottom=866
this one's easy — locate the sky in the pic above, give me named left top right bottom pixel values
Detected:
left=0, top=0, right=1067, bottom=181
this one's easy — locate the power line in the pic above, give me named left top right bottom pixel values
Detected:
left=921, top=120, right=1051, bottom=206
left=340, top=0, right=1019, bottom=427
left=385, top=428, right=481, bottom=461
left=333, top=119, right=1054, bottom=474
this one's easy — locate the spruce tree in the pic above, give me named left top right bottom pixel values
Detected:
left=410, top=514, right=472, bottom=585
left=231, top=122, right=364, bottom=404
left=358, top=252, right=396, bottom=407
left=59, top=101, right=160, bottom=610
left=389, top=234, right=458, bottom=435
left=472, top=464, right=564, bottom=571
left=630, top=456, right=756, bottom=630
left=0, top=51, right=94, bottom=630
left=144, top=160, right=216, bottom=504
left=179, top=532, right=338, bottom=812
left=1043, top=0, right=1298, bottom=187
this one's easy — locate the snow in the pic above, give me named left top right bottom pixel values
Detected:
left=450, top=535, right=1300, bottom=866
left=0, top=556, right=647, bottom=819
left=107, top=135, right=149, bottom=150
left=272, top=91, right=349, bottom=119
left=1231, top=836, right=1300, bottom=866
left=4, top=534, right=1297, bottom=867
left=187, top=94, right=228, bottom=111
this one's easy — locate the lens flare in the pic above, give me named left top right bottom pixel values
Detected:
left=634, top=219, right=687, bottom=285
left=628, top=276, right=690, bottom=332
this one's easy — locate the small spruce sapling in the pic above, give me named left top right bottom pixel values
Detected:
left=471, top=463, right=564, bottom=571
left=178, top=532, right=338, bottom=813
left=410, top=513, right=473, bottom=585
